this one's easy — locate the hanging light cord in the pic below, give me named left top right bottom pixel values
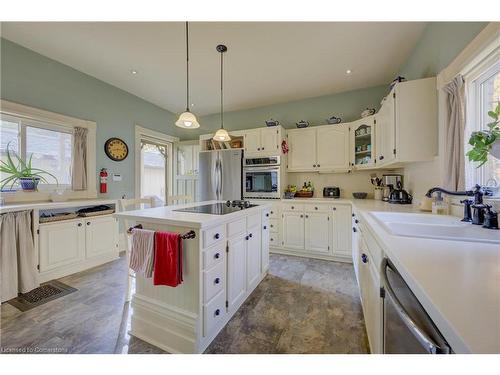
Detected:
left=185, top=21, right=190, bottom=112
left=220, top=49, right=224, bottom=130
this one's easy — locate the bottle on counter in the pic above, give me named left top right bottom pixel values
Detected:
left=432, top=192, right=448, bottom=215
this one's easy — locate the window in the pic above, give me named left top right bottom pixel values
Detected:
left=140, top=140, right=168, bottom=203
left=465, top=59, right=500, bottom=192
left=0, top=114, right=73, bottom=190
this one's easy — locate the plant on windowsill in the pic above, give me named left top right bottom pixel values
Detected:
left=467, top=101, right=500, bottom=167
left=0, top=142, right=58, bottom=192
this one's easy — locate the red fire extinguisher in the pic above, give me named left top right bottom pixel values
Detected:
left=100, top=168, right=108, bottom=194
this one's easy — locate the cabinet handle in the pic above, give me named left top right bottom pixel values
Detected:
left=315, top=207, right=318, bottom=210
left=270, top=224, right=274, bottom=228
left=379, top=155, right=384, bottom=160
left=333, top=207, right=337, bottom=211
left=317, top=164, right=320, bottom=167
left=300, top=214, right=304, bottom=218
left=361, top=253, right=368, bottom=263
left=77, top=223, right=82, bottom=227
left=245, top=236, right=249, bottom=241
left=266, top=213, right=269, bottom=217
left=313, top=164, right=316, bottom=167
left=352, top=213, right=355, bottom=217
left=262, top=147, right=265, bottom=150
left=355, top=219, right=359, bottom=224
left=249, top=233, right=253, bottom=238
left=257, top=148, right=261, bottom=151
left=270, top=211, right=274, bottom=214
left=352, top=227, right=357, bottom=232
left=263, top=225, right=267, bottom=230
left=291, top=206, right=294, bottom=209
left=305, top=215, right=309, bottom=218
left=214, top=233, right=220, bottom=240
left=214, top=277, right=220, bottom=284
left=214, top=252, right=220, bottom=259
left=270, top=238, right=274, bottom=241
left=86, top=222, right=91, bottom=226
left=215, top=309, right=221, bottom=316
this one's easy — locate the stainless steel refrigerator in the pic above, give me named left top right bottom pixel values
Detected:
left=199, top=149, right=243, bottom=201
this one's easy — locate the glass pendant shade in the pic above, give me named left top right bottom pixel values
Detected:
left=213, top=127, right=231, bottom=142
left=176, top=111, right=200, bottom=129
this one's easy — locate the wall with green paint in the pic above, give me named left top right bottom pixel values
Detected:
left=0, top=38, right=187, bottom=200
left=197, top=84, right=389, bottom=135
left=398, top=22, right=488, bottom=80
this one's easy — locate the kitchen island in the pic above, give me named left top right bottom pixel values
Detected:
left=114, top=200, right=271, bottom=353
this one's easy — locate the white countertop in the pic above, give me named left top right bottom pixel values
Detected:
left=0, top=198, right=118, bottom=214
left=351, top=200, right=500, bottom=354
left=114, top=200, right=271, bottom=229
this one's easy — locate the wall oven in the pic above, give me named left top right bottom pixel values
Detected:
left=243, top=156, right=281, bottom=199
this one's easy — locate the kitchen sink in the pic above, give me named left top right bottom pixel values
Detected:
left=370, top=211, right=500, bottom=244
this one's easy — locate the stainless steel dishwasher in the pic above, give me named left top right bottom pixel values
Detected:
left=381, top=258, right=452, bottom=354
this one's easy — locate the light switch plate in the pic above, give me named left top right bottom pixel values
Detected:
left=112, top=174, right=122, bottom=182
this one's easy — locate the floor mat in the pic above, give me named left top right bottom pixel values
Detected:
left=7, top=280, right=77, bottom=312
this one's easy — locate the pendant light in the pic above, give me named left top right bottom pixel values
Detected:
left=176, top=22, right=200, bottom=129
left=213, top=44, right=231, bottom=142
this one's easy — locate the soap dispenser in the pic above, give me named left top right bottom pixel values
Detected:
left=482, top=205, right=499, bottom=230
left=432, top=192, right=447, bottom=215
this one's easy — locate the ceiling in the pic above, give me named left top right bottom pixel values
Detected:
left=1, top=22, right=427, bottom=116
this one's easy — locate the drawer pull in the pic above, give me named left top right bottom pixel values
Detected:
left=214, top=233, right=220, bottom=240
left=245, top=236, right=249, bottom=241
left=300, top=214, right=304, bottom=218
left=361, top=253, right=368, bottom=263
left=291, top=206, right=294, bottom=209
left=270, top=224, right=274, bottom=228
left=270, top=238, right=274, bottom=241
left=248, top=233, right=253, bottom=238
left=333, top=207, right=337, bottom=211
left=271, top=211, right=274, bottom=214
left=214, top=277, right=220, bottom=284
left=355, top=219, right=359, bottom=224
left=263, top=225, right=267, bottom=230
left=86, top=222, right=91, bottom=226
left=315, top=207, right=318, bottom=210
left=77, top=223, right=82, bottom=227
left=214, top=309, right=221, bottom=316
left=266, top=213, right=269, bottom=217
left=352, top=227, right=357, bottom=232
left=214, top=253, right=220, bottom=259
left=305, top=215, right=309, bottom=218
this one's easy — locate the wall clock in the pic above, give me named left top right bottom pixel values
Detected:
left=104, top=138, right=129, bottom=161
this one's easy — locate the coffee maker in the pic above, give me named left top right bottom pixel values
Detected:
left=382, top=174, right=403, bottom=202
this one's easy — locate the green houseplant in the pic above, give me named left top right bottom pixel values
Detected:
left=0, top=142, right=58, bottom=192
left=466, top=101, right=500, bottom=167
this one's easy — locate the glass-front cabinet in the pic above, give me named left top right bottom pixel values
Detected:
left=350, top=116, right=375, bottom=169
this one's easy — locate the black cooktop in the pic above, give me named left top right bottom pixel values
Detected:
left=174, top=202, right=258, bottom=215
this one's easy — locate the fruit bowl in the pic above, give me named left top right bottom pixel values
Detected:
left=352, top=192, right=368, bottom=199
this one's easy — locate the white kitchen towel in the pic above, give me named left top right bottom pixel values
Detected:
left=129, top=228, right=155, bottom=278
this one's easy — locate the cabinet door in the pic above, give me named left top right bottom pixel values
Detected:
left=376, top=93, right=396, bottom=165
left=287, top=128, right=316, bottom=171
left=304, top=212, right=331, bottom=253
left=246, top=226, right=262, bottom=290
left=332, top=205, right=352, bottom=258
left=316, top=125, right=350, bottom=171
left=261, top=221, right=270, bottom=272
left=351, top=117, right=375, bottom=169
left=282, top=212, right=305, bottom=250
left=227, top=236, right=247, bottom=311
left=85, top=216, right=118, bottom=259
left=39, top=220, right=85, bottom=272
left=244, top=129, right=261, bottom=155
left=260, top=127, right=280, bottom=155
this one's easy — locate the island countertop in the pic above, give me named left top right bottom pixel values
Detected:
left=114, top=200, right=271, bottom=229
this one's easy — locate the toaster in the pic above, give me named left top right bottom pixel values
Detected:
left=323, top=187, right=340, bottom=198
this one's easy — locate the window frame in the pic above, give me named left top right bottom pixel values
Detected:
left=1, top=100, right=97, bottom=202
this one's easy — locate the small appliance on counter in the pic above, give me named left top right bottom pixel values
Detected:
left=323, top=186, right=340, bottom=198
left=388, top=181, right=413, bottom=204
left=382, top=174, right=403, bottom=202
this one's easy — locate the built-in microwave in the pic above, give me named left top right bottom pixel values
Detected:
left=243, top=156, right=281, bottom=199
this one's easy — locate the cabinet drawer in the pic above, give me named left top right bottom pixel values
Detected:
left=282, top=203, right=304, bottom=212
left=203, top=290, right=227, bottom=337
left=247, top=213, right=261, bottom=229
left=269, top=218, right=279, bottom=233
left=227, top=218, right=246, bottom=238
left=203, top=261, right=225, bottom=303
left=359, top=222, right=383, bottom=268
left=203, top=224, right=226, bottom=248
left=304, top=204, right=331, bottom=213
left=203, top=242, right=225, bottom=270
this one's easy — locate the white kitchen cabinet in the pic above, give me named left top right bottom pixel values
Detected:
left=261, top=214, right=270, bottom=272
left=282, top=211, right=305, bottom=250
left=351, top=116, right=376, bottom=169
left=332, top=204, right=352, bottom=259
left=84, top=216, right=118, bottom=259
left=227, top=236, right=247, bottom=311
left=287, top=125, right=350, bottom=172
left=316, top=125, right=350, bottom=171
left=287, top=128, right=316, bottom=170
left=39, top=219, right=85, bottom=272
left=246, top=226, right=262, bottom=290
left=304, top=211, right=331, bottom=253
left=376, top=77, right=438, bottom=167
left=244, top=126, right=282, bottom=157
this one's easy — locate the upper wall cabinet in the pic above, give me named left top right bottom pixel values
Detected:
left=350, top=116, right=375, bottom=169
left=375, top=77, right=438, bottom=168
left=287, top=124, right=350, bottom=172
left=244, top=126, right=282, bottom=157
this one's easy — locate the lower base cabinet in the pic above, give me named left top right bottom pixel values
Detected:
left=227, top=236, right=247, bottom=311
left=246, top=225, right=262, bottom=290
left=282, top=211, right=305, bottom=250
left=304, top=211, right=331, bottom=253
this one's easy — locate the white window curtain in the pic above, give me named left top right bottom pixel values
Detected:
left=0, top=210, right=39, bottom=302
left=443, top=75, right=466, bottom=191
left=72, top=126, right=88, bottom=190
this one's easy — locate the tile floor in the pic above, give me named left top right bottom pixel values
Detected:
left=0, top=254, right=368, bottom=354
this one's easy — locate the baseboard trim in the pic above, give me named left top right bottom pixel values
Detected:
left=270, top=247, right=352, bottom=263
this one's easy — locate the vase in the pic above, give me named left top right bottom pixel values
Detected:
left=490, top=139, right=500, bottom=159
left=19, top=177, right=40, bottom=191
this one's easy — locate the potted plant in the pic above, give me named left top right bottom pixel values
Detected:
left=466, top=101, right=500, bottom=166
left=0, top=142, right=58, bottom=192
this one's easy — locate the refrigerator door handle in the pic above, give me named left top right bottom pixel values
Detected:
left=382, top=259, right=444, bottom=354
left=218, top=156, right=223, bottom=199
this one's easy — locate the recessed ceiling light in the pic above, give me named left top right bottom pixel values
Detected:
left=346, top=69, right=352, bottom=74
left=130, top=69, right=138, bottom=75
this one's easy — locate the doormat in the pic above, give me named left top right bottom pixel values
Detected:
left=8, top=280, right=77, bottom=312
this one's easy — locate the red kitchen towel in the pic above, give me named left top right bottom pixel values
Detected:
left=153, top=231, right=183, bottom=287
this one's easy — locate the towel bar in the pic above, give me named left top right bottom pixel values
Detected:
left=127, top=224, right=196, bottom=240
